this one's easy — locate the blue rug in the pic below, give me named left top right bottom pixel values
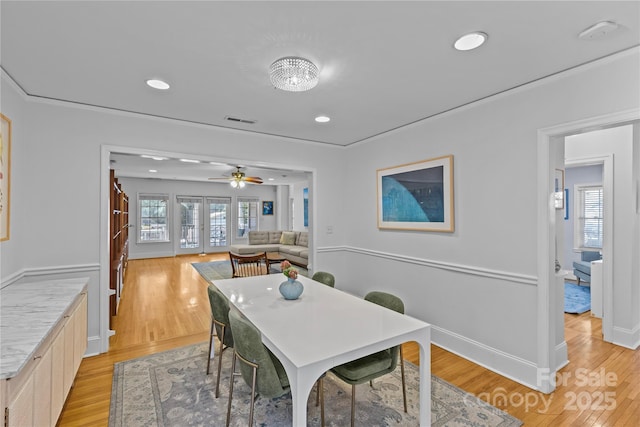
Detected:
left=564, top=282, right=591, bottom=314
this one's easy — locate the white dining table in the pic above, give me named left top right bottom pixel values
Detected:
left=213, top=274, right=431, bottom=426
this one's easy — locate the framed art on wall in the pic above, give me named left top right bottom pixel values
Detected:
left=262, top=200, right=274, bottom=215
left=303, top=187, right=308, bottom=227
left=377, top=155, right=454, bottom=232
left=0, top=113, right=11, bottom=241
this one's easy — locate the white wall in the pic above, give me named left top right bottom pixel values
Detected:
left=0, top=78, right=27, bottom=285
left=335, top=50, right=640, bottom=387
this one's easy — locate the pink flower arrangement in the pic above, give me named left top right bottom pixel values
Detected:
left=280, top=260, right=299, bottom=280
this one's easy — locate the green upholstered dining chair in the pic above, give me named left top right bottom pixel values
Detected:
left=207, top=284, right=234, bottom=398
left=311, top=271, right=335, bottom=287
left=330, top=291, right=407, bottom=427
left=226, top=310, right=325, bottom=427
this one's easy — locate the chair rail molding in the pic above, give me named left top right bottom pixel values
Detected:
left=317, top=245, right=537, bottom=285
left=1, top=263, right=100, bottom=288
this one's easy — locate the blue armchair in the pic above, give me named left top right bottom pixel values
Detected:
left=572, top=251, right=602, bottom=285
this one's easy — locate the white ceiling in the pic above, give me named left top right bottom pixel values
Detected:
left=109, top=153, right=310, bottom=186
left=2, top=1, right=639, bottom=182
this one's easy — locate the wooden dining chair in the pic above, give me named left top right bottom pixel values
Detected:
left=226, top=310, right=325, bottom=426
left=229, top=251, right=269, bottom=277
left=311, top=271, right=335, bottom=287
left=330, top=291, right=407, bottom=427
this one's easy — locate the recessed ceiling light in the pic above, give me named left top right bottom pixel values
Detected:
left=149, top=169, right=157, bottom=173
left=315, top=115, right=330, bottom=123
left=268, top=178, right=275, bottom=181
left=454, top=32, right=488, bottom=51
left=146, top=79, right=170, bottom=90
left=141, top=155, right=168, bottom=161
left=578, top=21, right=619, bottom=40
left=179, top=158, right=201, bottom=163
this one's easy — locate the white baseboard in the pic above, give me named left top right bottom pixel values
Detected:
left=128, top=251, right=176, bottom=260
left=612, top=324, right=640, bottom=350
left=431, top=325, right=542, bottom=391
left=85, top=335, right=102, bottom=357
left=555, top=341, right=569, bottom=371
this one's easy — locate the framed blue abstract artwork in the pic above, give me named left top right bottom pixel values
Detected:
left=303, top=187, right=308, bottom=227
left=262, top=201, right=274, bottom=215
left=377, top=155, right=454, bottom=232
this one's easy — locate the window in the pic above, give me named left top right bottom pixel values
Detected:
left=237, top=197, right=258, bottom=238
left=138, top=194, right=170, bottom=242
left=574, top=185, right=603, bottom=250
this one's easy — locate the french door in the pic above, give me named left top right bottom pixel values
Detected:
left=176, top=196, right=230, bottom=254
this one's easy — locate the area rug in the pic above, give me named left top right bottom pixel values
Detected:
left=109, top=342, right=522, bottom=427
left=192, top=260, right=308, bottom=283
left=564, top=282, right=591, bottom=314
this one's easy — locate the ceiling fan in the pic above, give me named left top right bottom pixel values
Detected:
left=208, top=166, right=263, bottom=188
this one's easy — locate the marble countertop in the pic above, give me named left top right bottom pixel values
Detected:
left=0, top=277, right=88, bottom=379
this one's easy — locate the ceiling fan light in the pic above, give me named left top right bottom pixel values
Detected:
left=230, top=180, right=238, bottom=188
left=239, top=180, right=246, bottom=188
left=269, top=57, right=319, bottom=92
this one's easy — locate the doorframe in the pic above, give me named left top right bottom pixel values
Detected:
left=99, top=144, right=315, bottom=354
left=536, top=108, right=639, bottom=393
left=175, top=195, right=206, bottom=255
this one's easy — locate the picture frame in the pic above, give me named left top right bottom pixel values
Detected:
left=0, top=113, right=11, bottom=241
left=262, top=200, right=274, bottom=215
left=554, top=169, right=565, bottom=209
left=303, top=188, right=308, bottom=227
left=377, top=155, right=454, bottom=232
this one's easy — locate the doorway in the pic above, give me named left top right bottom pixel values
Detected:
left=175, top=196, right=231, bottom=255
left=562, top=156, right=606, bottom=342
left=536, top=110, right=639, bottom=394
left=561, top=125, right=632, bottom=344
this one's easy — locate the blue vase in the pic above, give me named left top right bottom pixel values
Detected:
left=279, top=278, right=304, bottom=300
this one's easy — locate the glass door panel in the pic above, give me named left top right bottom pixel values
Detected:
left=177, top=196, right=203, bottom=254
left=206, top=198, right=230, bottom=251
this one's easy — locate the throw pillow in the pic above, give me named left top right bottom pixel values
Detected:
left=280, top=231, right=297, bottom=245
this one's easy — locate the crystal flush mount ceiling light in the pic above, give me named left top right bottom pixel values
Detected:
left=269, top=57, right=319, bottom=92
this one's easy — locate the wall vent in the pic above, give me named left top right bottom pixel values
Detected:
left=225, top=116, right=257, bottom=124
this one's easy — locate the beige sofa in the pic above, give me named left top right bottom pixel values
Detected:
left=228, top=231, right=308, bottom=267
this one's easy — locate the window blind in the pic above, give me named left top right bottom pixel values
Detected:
left=575, top=185, right=603, bottom=250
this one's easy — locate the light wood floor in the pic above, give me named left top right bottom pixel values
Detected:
left=58, top=254, right=638, bottom=426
